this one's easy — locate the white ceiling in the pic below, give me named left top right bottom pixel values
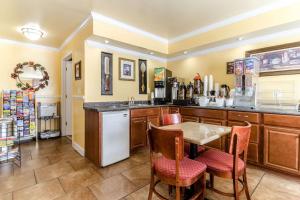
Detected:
left=0, top=0, right=293, bottom=48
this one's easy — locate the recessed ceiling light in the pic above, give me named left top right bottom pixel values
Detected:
left=18, top=23, right=46, bottom=41
left=183, top=51, right=188, bottom=55
left=104, top=40, right=109, bottom=44
left=150, top=52, right=154, bottom=55
left=237, top=37, right=244, bottom=41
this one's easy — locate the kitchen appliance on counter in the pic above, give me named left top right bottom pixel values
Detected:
left=101, top=110, right=129, bottom=167
left=233, top=57, right=259, bottom=108
left=153, top=67, right=172, bottom=104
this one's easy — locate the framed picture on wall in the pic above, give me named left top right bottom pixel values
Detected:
left=101, top=52, right=113, bottom=95
left=119, top=58, right=135, bottom=81
left=246, top=41, right=300, bottom=76
left=74, top=61, right=81, bottom=80
left=138, top=59, right=147, bottom=94
left=226, top=61, right=234, bottom=74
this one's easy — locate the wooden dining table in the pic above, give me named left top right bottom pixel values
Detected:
left=162, top=122, right=232, bottom=159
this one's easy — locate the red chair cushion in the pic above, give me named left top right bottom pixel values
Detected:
left=154, top=157, right=206, bottom=181
left=184, top=142, right=206, bottom=155
left=196, top=149, right=245, bottom=173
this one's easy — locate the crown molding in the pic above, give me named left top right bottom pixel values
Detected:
left=0, top=37, right=59, bottom=51
left=85, top=39, right=167, bottom=63
left=168, top=26, right=300, bottom=62
left=59, top=15, right=92, bottom=51
left=91, top=11, right=168, bottom=44
left=169, top=0, right=296, bottom=44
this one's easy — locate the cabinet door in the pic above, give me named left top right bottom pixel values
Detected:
left=148, top=115, right=160, bottom=127
left=182, top=115, right=199, bottom=122
left=264, top=126, right=300, bottom=173
left=130, top=117, right=147, bottom=150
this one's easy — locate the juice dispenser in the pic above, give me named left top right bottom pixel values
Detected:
left=153, top=67, right=172, bottom=104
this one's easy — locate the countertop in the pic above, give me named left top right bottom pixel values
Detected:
left=83, top=102, right=300, bottom=116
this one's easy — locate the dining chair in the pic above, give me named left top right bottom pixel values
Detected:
left=161, top=113, right=205, bottom=156
left=195, top=122, right=252, bottom=200
left=147, top=124, right=207, bottom=200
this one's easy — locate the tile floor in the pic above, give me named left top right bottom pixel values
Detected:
left=0, top=137, right=299, bottom=200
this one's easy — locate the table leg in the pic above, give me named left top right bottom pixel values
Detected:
left=189, top=143, right=198, bottom=159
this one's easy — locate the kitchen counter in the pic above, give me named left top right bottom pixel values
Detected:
left=83, top=102, right=300, bottom=116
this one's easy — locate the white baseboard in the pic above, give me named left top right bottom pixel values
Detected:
left=72, top=141, right=85, bottom=156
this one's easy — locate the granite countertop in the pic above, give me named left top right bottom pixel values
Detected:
left=83, top=102, right=300, bottom=116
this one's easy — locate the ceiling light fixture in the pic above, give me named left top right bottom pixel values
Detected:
left=150, top=52, right=154, bottom=55
left=183, top=51, right=188, bottom=55
left=237, top=36, right=244, bottom=41
left=104, top=40, right=109, bottom=44
left=18, top=23, right=46, bottom=41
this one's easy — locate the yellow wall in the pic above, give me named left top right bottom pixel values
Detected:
left=0, top=42, right=60, bottom=114
left=84, top=43, right=166, bottom=102
left=59, top=21, right=93, bottom=148
left=167, top=36, right=300, bottom=104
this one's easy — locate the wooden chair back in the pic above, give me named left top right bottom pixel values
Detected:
left=229, top=121, right=251, bottom=170
left=148, top=124, right=184, bottom=161
left=161, top=113, right=181, bottom=126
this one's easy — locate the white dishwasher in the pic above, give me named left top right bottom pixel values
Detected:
left=101, top=110, right=130, bottom=167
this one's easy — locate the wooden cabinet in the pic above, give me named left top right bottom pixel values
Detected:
left=130, top=117, right=147, bottom=150
left=264, top=126, right=300, bottom=174
left=130, top=108, right=160, bottom=150
left=85, top=110, right=101, bottom=166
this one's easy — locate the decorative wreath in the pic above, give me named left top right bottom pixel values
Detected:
left=11, top=61, right=49, bottom=91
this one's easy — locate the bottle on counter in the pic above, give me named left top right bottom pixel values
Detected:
left=178, top=82, right=186, bottom=100
left=186, top=82, right=194, bottom=100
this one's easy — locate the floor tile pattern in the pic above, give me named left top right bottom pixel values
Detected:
left=0, top=137, right=299, bottom=200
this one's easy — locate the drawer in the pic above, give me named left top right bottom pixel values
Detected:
left=228, top=121, right=260, bottom=143
left=201, top=118, right=227, bottom=126
left=180, top=108, right=227, bottom=120
left=264, top=114, right=300, bottom=129
left=131, top=108, right=160, bottom=118
left=169, top=107, right=180, bottom=114
left=228, top=111, right=260, bottom=123
left=182, top=115, right=199, bottom=122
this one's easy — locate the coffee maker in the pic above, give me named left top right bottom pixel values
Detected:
left=153, top=67, right=172, bottom=104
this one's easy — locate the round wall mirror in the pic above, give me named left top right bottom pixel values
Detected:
left=11, top=61, right=49, bottom=91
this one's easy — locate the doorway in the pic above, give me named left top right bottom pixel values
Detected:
left=61, top=53, right=72, bottom=140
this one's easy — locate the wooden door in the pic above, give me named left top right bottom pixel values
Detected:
left=264, top=126, right=300, bottom=173
left=130, top=117, right=147, bottom=150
